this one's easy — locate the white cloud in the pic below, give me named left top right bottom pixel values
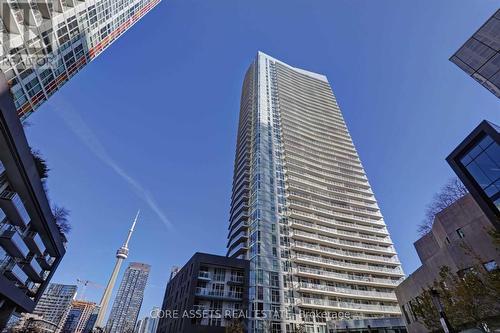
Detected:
left=49, top=97, right=173, bottom=230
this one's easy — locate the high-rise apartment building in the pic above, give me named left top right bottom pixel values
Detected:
left=227, top=52, right=404, bottom=333
left=0, top=0, right=161, bottom=120
left=61, top=299, right=97, bottom=333
left=0, top=76, right=67, bottom=329
left=449, top=9, right=500, bottom=98
left=33, top=283, right=77, bottom=332
left=157, top=252, right=249, bottom=333
left=106, top=262, right=150, bottom=333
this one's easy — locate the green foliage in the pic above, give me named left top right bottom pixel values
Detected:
left=30, top=149, right=49, bottom=180
left=411, top=265, right=500, bottom=332
left=52, top=205, right=71, bottom=234
left=411, top=288, right=441, bottom=331
left=225, top=319, right=245, bottom=333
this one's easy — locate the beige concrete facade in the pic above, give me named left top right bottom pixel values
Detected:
left=395, top=194, right=500, bottom=333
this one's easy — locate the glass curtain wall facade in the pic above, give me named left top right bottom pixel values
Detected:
left=449, top=9, right=500, bottom=98
left=227, top=52, right=404, bottom=333
left=0, top=0, right=160, bottom=120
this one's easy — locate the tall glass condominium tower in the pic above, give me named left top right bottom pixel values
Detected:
left=227, top=52, right=404, bottom=333
left=0, top=0, right=160, bottom=120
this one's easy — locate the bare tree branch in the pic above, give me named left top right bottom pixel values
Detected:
left=418, top=178, right=468, bottom=236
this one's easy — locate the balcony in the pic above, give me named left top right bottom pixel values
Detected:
left=299, top=298, right=401, bottom=314
left=24, top=231, right=46, bottom=255
left=290, top=218, right=391, bottom=245
left=287, top=191, right=382, bottom=221
left=198, top=271, right=211, bottom=280
left=288, top=200, right=384, bottom=226
left=195, top=288, right=243, bottom=300
left=228, top=275, right=244, bottom=284
left=286, top=169, right=372, bottom=196
left=293, top=253, right=404, bottom=276
left=287, top=179, right=378, bottom=208
left=21, top=256, right=44, bottom=283
left=4, top=261, right=30, bottom=288
left=289, top=209, right=388, bottom=235
left=293, top=240, right=399, bottom=265
left=0, top=191, right=30, bottom=228
left=0, top=223, right=29, bottom=260
left=297, top=282, right=397, bottom=301
left=294, top=266, right=402, bottom=287
left=36, top=252, right=54, bottom=270
left=227, top=242, right=248, bottom=258
left=292, top=230, right=396, bottom=256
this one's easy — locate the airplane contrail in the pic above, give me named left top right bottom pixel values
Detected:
left=48, top=97, right=173, bottom=230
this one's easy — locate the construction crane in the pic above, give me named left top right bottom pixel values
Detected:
left=76, top=279, right=104, bottom=301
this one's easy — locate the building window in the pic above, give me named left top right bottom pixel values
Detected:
left=456, top=228, right=465, bottom=238
left=213, top=267, right=225, bottom=281
left=483, top=260, right=498, bottom=272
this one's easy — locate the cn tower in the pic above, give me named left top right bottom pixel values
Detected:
left=95, top=211, right=140, bottom=329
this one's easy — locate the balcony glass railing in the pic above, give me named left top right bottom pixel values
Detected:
left=230, top=275, right=244, bottom=283
left=293, top=240, right=398, bottom=264
left=289, top=210, right=388, bottom=235
left=292, top=230, right=395, bottom=255
left=290, top=218, right=390, bottom=244
left=298, top=282, right=396, bottom=300
left=294, top=253, right=403, bottom=275
left=195, top=288, right=243, bottom=299
left=300, top=298, right=400, bottom=313
left=295, top=266, right=402, bottom=286
left=288, top=191, right=381, bottom=220
left=288, top=200, right=383, bottom=225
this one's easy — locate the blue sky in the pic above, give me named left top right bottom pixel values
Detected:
left=25, top=0, right=500, bottom=320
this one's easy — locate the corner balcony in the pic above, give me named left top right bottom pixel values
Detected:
left=294, top=266, right=402, bottom=288
left=299, top=298, right=401, bottom=315
left=293, top=253, right=404, bottom=277
left=227, top=241, right=248, bottom=258
left=297, top=282, right=397, bottom=301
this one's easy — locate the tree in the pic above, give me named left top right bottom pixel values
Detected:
left=225, top=318, right=245, bottom=333
left=52, top=205, right=71, bottom=234
left=411, top=265, right=500, bottom=332
left=411, top=288, right=441, bottom=332
left=418, top=178, right=468, bottom=235
left=30, top=149, right=49, bottom=180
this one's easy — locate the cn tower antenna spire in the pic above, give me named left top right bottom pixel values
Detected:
left=94, top=210, right=141, bottom=330
left=123, top=210, right=140, bottom=248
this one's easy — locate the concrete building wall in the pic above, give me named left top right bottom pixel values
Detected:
left=395, top=194, right=499, bottom=333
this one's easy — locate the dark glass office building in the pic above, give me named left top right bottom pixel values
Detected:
left=447, top=120, right=500, bottom=230
left=450, top=9, right=500, bottom=98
